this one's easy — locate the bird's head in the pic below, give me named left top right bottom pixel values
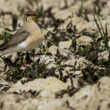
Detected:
left=24, top=11, right=37, bottom=23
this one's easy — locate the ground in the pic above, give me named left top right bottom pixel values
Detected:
left=0, top=0, right=110, bottom=110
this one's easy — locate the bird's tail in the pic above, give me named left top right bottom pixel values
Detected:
left=0, top=42, right=8, bottom=56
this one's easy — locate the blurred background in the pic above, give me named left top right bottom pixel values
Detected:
left=0, top=0, right=110, bottom=31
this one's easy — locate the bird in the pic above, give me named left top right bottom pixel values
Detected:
left=0, top=11, right=44, bottom=56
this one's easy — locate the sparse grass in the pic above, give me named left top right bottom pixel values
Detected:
left=78, top=10, right=110, bottom=83
left=0, top=30, right=12, bottom=40
left=64, top=0, right=68, bottom=8
left=94, top=10, right=109, bottom=49
left=0, top=1, right=110, bottom=86
left=36, top=5, right=44, bottom=18
left=77, top=0, right=83, bottom=17
left=5, top=57, right=47, bottom=82
left=12, top=14, right=18, bottom=31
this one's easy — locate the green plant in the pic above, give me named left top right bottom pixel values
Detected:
left=0, top=30, right=12, bottom=40
left=36, top=5, right=44, bottom=18
left=64, top=0, right=68, bottom=8
left=77, top=0, right=84, bottom=16
left=12, top=14, right=18, bottom=31
left=93, top=10, right=109, bottom=49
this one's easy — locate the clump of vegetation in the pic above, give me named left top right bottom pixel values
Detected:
left=0, top=31, right=12, bottom=40
left=12, top=14, right=18, bottom=31
left=4, top=56, right=48, bottom=82
left=74, top=9, right=110, bottom=83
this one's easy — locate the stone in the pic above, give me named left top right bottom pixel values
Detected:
left=48, top=45, right=58, bottom=55
left=76, top=36, right=93, bottom=46
left=1, top=77, right=110, bottom=110
left=8, top=77, right=67, bottom=94
left=58, top=40, right=72, bottom=49
left=46, top=77, right=67, bottom=92
left=98, top=50, right=109, bottom=60
left=68, top=77, right=110, bottom=110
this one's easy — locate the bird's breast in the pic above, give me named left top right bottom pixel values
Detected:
left=25, top=31, right=43, bottom=46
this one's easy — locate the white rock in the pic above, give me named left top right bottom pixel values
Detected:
left=1, top=77, right=110, bottom=110
left=76, top=36, right=93, bottom=46
left=46, top=77, right=67, bottom=92
left=48, top=45, right=58, bottom=55
left=58, top=40, right=72, bottom=49
left=65, top=77, right=110, bottom=110
left=8, top=77, right=67, bottom=94
left=98, top=50, right=109, bottom=60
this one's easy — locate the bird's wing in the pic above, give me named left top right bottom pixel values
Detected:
left=0, top=28, right=30, bottom=51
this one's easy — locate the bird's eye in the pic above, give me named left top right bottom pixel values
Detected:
left=26, top=14, right=30, bottom=16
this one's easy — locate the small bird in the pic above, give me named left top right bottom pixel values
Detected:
left=0, top=11, right=43, bottom=56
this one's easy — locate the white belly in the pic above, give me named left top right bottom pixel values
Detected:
left=17, top=41, right=27, bottom=48
left=16, top=38, right=43, bottom=51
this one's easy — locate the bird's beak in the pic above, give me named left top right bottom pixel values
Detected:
left=27, top=15, right=37, bottom=22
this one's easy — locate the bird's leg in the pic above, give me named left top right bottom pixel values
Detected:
left=25, top=52, right=32, bottom=64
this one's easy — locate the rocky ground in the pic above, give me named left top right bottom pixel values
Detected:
left=0, top=0, right=110, bottom=110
